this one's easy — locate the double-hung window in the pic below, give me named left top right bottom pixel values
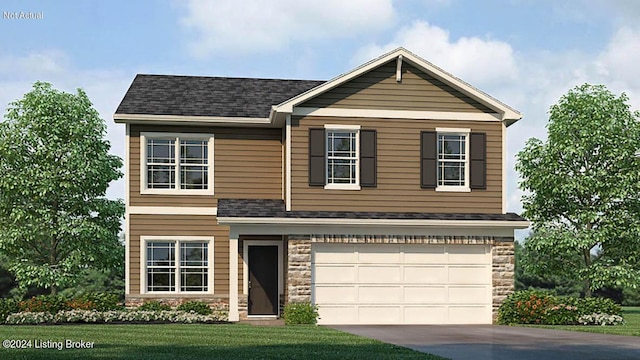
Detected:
left=141, top=133, right=214, bottom=194
left=144, top=237, right=212, bottom=293
left=324, top=125, right=360, bottom=190
left=436, top=128, right=470, bottom=191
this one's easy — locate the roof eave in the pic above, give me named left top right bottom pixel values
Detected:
left=216, top=216, right=530, bottom=228
left=113, top=113, right=275, bottom=127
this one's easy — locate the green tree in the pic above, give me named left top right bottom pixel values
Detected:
left=516, top=83, right=640, bottom=297
left=515, top=238, right=583, bottom=297
left=0, top=82, right=124, bottom=295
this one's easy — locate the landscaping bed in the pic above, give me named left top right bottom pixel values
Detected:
left=0, top=295, right=228, bottom=325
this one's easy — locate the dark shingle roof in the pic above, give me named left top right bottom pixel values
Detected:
left=217, top=199, right=527, bottom=221
left=115, top=75, right=325, bottom=118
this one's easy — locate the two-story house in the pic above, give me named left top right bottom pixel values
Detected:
left=114, top=48, right=528, bottom=325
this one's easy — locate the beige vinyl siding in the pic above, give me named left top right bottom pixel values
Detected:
left=129, top=125, right=283, bottom=207
left=301, top=61, right=493, bottom=113
left=290, top=117, right=502, bottom=213
left=129, top=214, right=235, bottom=296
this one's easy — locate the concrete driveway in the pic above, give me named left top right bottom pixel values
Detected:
left=331, top=325, right=640, bottom=360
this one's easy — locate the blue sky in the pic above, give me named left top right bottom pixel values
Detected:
left=2, top=0, right=640, bottom=228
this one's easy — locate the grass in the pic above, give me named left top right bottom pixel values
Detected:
left=0, top=324, right=447, bottom=360
left=524, top=307, right=640, bottom=336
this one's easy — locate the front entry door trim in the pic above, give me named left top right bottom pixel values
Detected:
left=243, top=240, right=283, bottom=317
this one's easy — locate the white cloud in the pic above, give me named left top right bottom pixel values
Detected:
left=179, top=0, right=396, bottom=56
left=0, top=51, right=132, bottom=201
left=353, top=21, right=519, bottom=89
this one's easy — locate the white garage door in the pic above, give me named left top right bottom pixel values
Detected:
left=312, top=243, right=492, bottom=325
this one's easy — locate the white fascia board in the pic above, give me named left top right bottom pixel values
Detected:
left=114, top=113, right=272, bottom=126
left=129, top=206, right=217, bottom=215
left=293, top=107, right=503, bottom=122
left=216, top=217, right=530, bottom=229
left=275, top=47, right=523, bottom=123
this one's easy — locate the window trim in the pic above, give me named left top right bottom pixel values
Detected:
left=140, top=236, right=215, bottom=295
left=323, top=124, right=361, bottom=190
left=140, top=132, right=214, bottom=195
left=435, top=127, right=471, bottom=192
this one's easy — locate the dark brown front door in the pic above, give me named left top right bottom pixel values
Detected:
left=248, top=245, right=278, bottom=315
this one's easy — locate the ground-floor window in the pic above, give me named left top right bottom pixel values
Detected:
left=143, top=237, right=213, bottom=293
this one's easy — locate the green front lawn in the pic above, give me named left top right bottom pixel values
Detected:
left=0, top=324, right=446, bottom=360
left=524, top=307, right=640, bottom=336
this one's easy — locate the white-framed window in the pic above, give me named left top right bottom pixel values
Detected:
left=324, top=124, right=360, bottom=190
left=141, top=236, right=214, bottom=294
left=140, top=132, right=214, bottom=195
left=436, top=127, right=470, bottom=192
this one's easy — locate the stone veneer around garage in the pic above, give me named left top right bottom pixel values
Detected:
left=285, top=234, right=515, bottom=323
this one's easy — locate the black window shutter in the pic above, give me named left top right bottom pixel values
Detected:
left=360, top=130, right=377, bottom=187
left=470, top=132, right=487, bottom=189
left=420, top=131, right=437, bottom=189
left=308, top=128, right=326, bottom=186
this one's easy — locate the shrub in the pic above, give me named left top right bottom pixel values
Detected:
left=79, top=292, right=123, bottom=311
left=65, top=298, right=95, bottom=310
left=578, top=313, right=625, bottom=326
left=0, top=298, right=20, bottom=322
left=498, top=290, right=624, bottom=325
left=283, top=302, right=318, bottom=325
left=5, top=310, right=228, bottom=325
left=176, top=301, right=212, bottom=315
left=137, top=300, right=171, bottom=311
left=497, top=290, right=554, bottom=325
left=19, top=295, right=69, bottom=313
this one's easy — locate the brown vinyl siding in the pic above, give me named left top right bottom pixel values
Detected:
left=129, top=214, right=232, bottom=296
left=129, top=125, right=282, bottom=207
left=291, top=117, right=502, bottom=213
left=301, top=61, right=494, bottom=113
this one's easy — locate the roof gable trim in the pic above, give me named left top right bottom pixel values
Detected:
left=275, top=47, right=522, bottom=123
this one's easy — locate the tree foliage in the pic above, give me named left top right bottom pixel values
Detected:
left=516, top=84, right=640, bottom=296
left=0, top=82, right=124, bottom=294
left=515, top=238, right=583, bottom=297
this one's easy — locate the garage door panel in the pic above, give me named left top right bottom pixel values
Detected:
left=358, top=265, right=401, bottom=283
left=449, top=306, right=491, bottom=324
left=359, top=306, right=401, bottom=324
left=314, top=285, right=356, bottom=303
left=404, top=306, right=448, bottom=324
left=449, top=286, right=491, bottom=304
left=448, top=266, right=491, bottom=284
left=359, top=286, right=402, bottom=303
left=448, top=245, right=490, bottom=264
left=404, top=286, right=447, bottom=303
left=314, top=265, right=356, bottom=283
left=404, top=265, right=447, bottom=283
left=313, top=244, right=356, bottom=263
left=318, top=306, right=358, bottom=324
left=358, top=245, right=401, bottom=263
left=403, top=245, right=446, bottom=263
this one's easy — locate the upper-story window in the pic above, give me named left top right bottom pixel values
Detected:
left=436, top=128, right=470, bottom=192
left=325, top=125, right=360, bottom=190
left=141, top=133, right=214, bottom=195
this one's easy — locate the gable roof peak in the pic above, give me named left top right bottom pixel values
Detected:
left=274, top=47, right=522, bottom=125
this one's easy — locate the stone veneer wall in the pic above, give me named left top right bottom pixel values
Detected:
left=491, top=240, right=515, bottom=322
left=285, top=234, right=515, bottom=323
left=287, top=235, right=312, bottom=303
